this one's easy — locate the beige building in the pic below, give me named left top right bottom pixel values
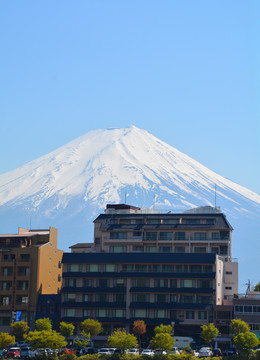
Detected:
left=0, top=227, right=63, bottom=332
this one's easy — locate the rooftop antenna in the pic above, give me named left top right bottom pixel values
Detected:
left=245, top=280, right=251, bottom=296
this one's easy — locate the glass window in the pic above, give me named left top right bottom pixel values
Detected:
left=64, top=293, right=76, bottom=301
left=154, top=279, right=168, bottom=287
left=211, top=247, right=219, bottom=254
left=194, top=247, right=207, bottom=253
left=2, top=267, right=13, bottom=276
left=122, top=264, right=134, bottom=272
left=170, top=279, right=177, bottom=288
left=204, top=265, right=213, bottom=273
left=197, top=280, right=212, bottom=289
left=186, top=311, right=195, bottom=319
left=64, top=308, right=75, bottom=317
left=65, top=278, right=76, bottom=287
left=83, top=309, right=91, bottom=317
left=145, top=246, right=157, bottom=253
left=85, top=279, right=92, bottom=287
left=96, top=279, right=108, bottom=287
left=194, top=232, right=207, bottom=240
left=159, top=246, right=172, bottom=253
left=159, top=232, right=173, bottom=241
left=67, top=264, right=82, bottom=272
left=175, top=232, right=185, bottom=240
left=133, top=309, right=147, bottom=318
left=17, top=296, right=28, bottom=305
left=110, top=232, right=127, bottom=239
left=170, top=294, right=177, bottom=302
left=109, top=246, right=127, bottom=253
left=132, top=294, right=149, bottom=302
left=155, top=310, right=167, bottom=318
left=96, top=309, right=109, bottom=317
left=190, top=265, right=202, bottom=273
left=113, top=278, right=126, bottom=287
left=147, top=219, right=161, bottom=224
left=220, top=246, right=228, bottom=255
left=1, top=281, right=12, bottom=290
left=155, top=294, right=168, bottom=303
left=145, top=232, right=157, bottom=241
left=163, top=219, right=178, bottom=224
left=175, top=246, right=185, bottom=253
left=84, top=294, right=93, bottom=302
left=96, top=294, right=108, bottom=302
left=113, top=309, right=126, bottom=317
left=113, top=293, right=126, bottom=302
left=132, top=279, right=149, bottom=287
left=181, top=279, right=195, bottom=288
left=212, top=232, right=220, bottom=239
left=180, top=295, right=195, bottom=303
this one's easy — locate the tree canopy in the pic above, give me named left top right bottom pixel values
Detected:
left=233, top=332, right=259, bottom=359
left=231, top=319, right=250, bottom=337
left=154, top=324, right=173, bottom=334
left=11, top=321, right=29, bottom=342
left=0, top=333, right=15, bottom=350
left=81, top=319, right=102, bottom=337
left=200, top=323, right=219, bottom=345
left=150, top=332, right=174, bottom=351
left=35, top=318, right=52, bottom=331
left=253, top=282, right=260, bottom=292
left=24, top=330, right=66, bottom=350
left=107, top=329, right=137, bottom=351
left=59, top=322, right=75, bottom=339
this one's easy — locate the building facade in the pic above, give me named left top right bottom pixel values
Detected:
left=61, top=204, right=238, bottom=340
left=0, top=227, right=63, bottom=332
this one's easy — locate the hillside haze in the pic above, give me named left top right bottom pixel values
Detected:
left=0, top=126, right=259, bottom=289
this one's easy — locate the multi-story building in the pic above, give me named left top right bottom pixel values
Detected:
left=61, top=204, right=238, bottom=340
left=0, top=227, right=63, bottom=332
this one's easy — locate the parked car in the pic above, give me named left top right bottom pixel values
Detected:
left=98, top=348, right=113, bottom=355
left=169, top=347, right=180, bottom=354
left=20, top=347, right=37, bottom=359
left=59, top=348, right=75, bottom=355
left=141, top=349, right=155, bottom=356
left=227, top=347, right=237, bottom=356
left=128, top=349, right=140, bottom=355
left=154, top=350, right=167, bottom=355
left=193, top=350, right=200, bottom=357
left=199, top=347, right=213, bottom=357
left=212, top=348, right=222, bottom=357
left=6, top=347, right=21, bottom=359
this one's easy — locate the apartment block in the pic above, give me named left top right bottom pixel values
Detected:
left=0, top=227, right=63, bottom=332
left=61, top=204, right=238, bottom=340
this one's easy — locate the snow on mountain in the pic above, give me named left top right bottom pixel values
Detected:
left=0, top=126, right=259, bottom=289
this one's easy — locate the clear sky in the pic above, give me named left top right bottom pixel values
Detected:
left=0, top=1, right=259, bottom=195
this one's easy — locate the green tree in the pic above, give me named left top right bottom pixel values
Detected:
left=200, top=323, right=219, bottom=346
left=154, top=324, right=173, bottom=334
left=231, top=319, right=250, bottom=337
left=233, top=332, right=260, bottom=360
left=107, top=329, right=138, bottom=351
left=24, top=329, right=66, bottom=351
left=74, top=331, right=91, bottom=350
left=59, top=322, right=75, bottom=341
left=0, top=333, right=15, bottom=349
left=150, top=332, right=174, bottom=351
left=81, top=319, right=102, bottom=337
left=35, top=318, right=52, bottom=331
left=253, top=282, right=260, bottom=292
left=133, top=320, right=146, bottom=347
left=11, top=321, right=29, bottom=342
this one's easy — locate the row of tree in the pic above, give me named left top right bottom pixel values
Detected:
left=0, top=318, right=259, bottom=358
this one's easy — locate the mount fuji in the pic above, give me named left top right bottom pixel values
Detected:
left=0, top=126, right=259, bottom=289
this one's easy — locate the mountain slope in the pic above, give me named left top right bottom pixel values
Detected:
left=0, top=126, right=259, bottom=290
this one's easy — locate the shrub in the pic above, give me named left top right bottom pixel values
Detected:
left=78, top=354, right=101, bottom=360
left=59, top=354, right=77, bottom=360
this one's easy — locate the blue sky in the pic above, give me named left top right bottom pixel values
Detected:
left=0, top=1, right=259, bottom=194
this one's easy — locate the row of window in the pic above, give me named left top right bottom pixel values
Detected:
left=1, top=267, right=30, bottom=276
left=109, top=245, right=228, bottom=254
left=63, top=292, right=213, bottom=304
left=64, top=278, right=213, bottom=289
left=1, top=281, right=28, bottom=291
left=66, top=263, right=213, bottom=273
left=109, top=231, right=229, bottom=241
left=113, top=218, right=216, bottom=225
left=0, top=295, right=28, bottom=306
left=1, top=253, right=30, bottom=262
left=234, top=305, right=260, bottom=314
left=64, top=308, right=210, bottom=320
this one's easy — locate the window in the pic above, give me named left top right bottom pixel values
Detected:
left=170, top=294, right=177, bottom=302
left=194, top=232, right=207, bottom=240
left=17, top=296, right=28, bottom=305
left=1, top=281, right=12, bottom=290
left=145, top=232, right=157, bottom=241
left=225, top=286, right=232, bottom=290
left=132, top=294, right=149, bottom=302
left=155, top=310, right=167, bottom=318
left=181, top=279, right=195, bottom=288
left=220, top=231, right=229, bottom=239
left=132, top=309, right=147, bottom=318
left=225, top=271, right=232, bottom=275
left=175, top=246, right=185, bottom=253
left=96, top=294, right=108, bottom=302
left=67, top=264, right=82, bottom=272
left=113, top=278, right=126, bottom=287
left=113, top=293, right=126, bottom=302
left=197, top=296, right=213, bottom=304
left=162, top=265, right=174, bottom=272
left=65, top=279, right=76, bottom=287
left=154, top=279, right=168, bottom=288
left=18, top=267, right=30, bottom=276
left=183, top=219, right=200, bottom=224
left=20, top=254, right=30, bottom=261
left=83, top=309, right=91, bottom=317
left=190, top=265, right=202, bottom=273
left=180, top=295, right=195, bottom=303
left=220, top=246, right=228, bottom=255
left=17, top=281, right=28, bottom=290
left=96, top=309, right=109, bottom=317
left=122, top=264, right=134, bottom=272
left=110, top=232, right=127, bottom=240
left=64, top=293, right=76, bottom=302
left=1, top=296, right=11, bottom=306
left=96, top=279, right=108, bottom=287
left=197, top=280, right=213, bottom=289
left=145, top=246, right=157, bottom=253
left=104, top=264, right=117, bottom=272
left=113, top=309, right=125, bottom=317
left=2, top=267, right=13, bottom=276
left=109, top=246, right=127, bottom=253
left=211, top=247, right=219, bottom=254
left=149, top=264, right=161, bottom=272
left=159, top=232, right=173, bottom=241
left=186, top=311, right=195, bottom=319
left=170, top=279, right=177, bottom=288
left=198, top=311, right=207, bottom=320
left=84, top=294, right=93, bottom=302
left=133, top=246, right=143, bottom=252
left=147, top=219, right=161, bottom=224
left=135, top=264, right=148, bottom=272
left=85, top=279, right=92, bottom=287
left=133, top=231, right=142, bottom=238
left=64, top=308, right=75, bottom=317
left=163, top=219, right=178, bottom=224
left=212, top=232, right=220, bottom=239
left=95, top=237, right=100, bottom=244
left=0, top=317, right=10, bottom=326
left=132, top=279, right=149, bottom=287
left=155, top=294, right=168, bottom=303
left=175, top=232, right=185, bottom=240
left=204, top=265, right=213, bottom=273
left=87, top=264, right=100, bottom=272
left=159, top=246, right=172, bottom=253
left=194, top=247, right=206, bottom=253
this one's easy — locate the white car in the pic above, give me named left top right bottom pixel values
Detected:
left=199, top=347, right=213, bottom=357
left=141, top=349, right=155, bottom=356
left=98, top=348, right=113, bottom=355
left=128, top=349, right=140, bottom=355
left=170, top=347, right=180, bottom=354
